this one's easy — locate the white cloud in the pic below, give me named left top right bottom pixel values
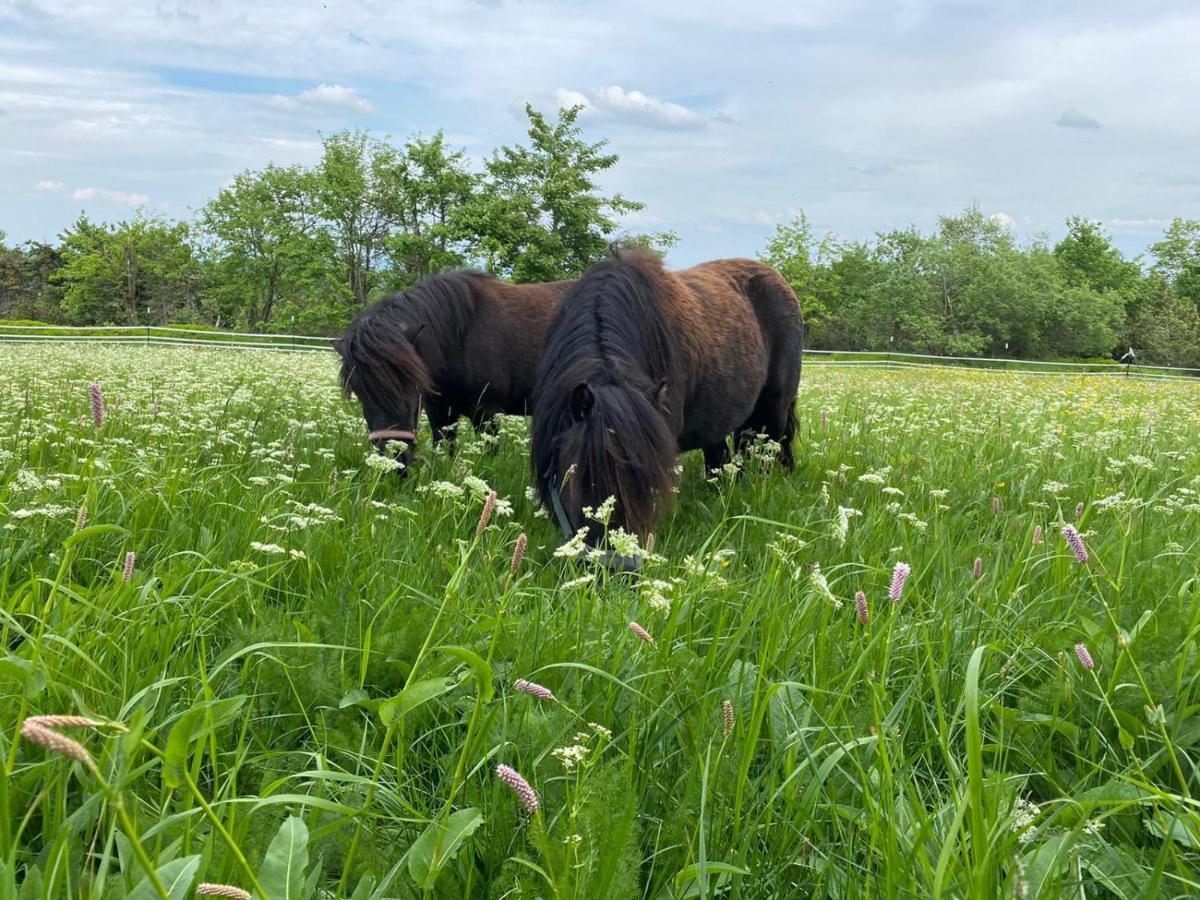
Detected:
left=71, top=186, right=150, bottom=206
left=34, top=179, right=64, bottom=192
left=989, top=211, right=1016, bottom=229
left=556, top=85, right=705, bottom=130
left=1055, top=109, right=1101, bottom=129
left=267, top=83, right=374, bottom=115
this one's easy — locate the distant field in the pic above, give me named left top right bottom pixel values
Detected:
left=2, top=345, right=1199, bottom=898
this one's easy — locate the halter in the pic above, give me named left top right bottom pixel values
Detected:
left=368, top=428, right=416, bottom=444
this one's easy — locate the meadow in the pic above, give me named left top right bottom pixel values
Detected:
left=2, top=344, right=1199, bottom=899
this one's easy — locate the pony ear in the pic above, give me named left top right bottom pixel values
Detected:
left=653, top=378, right=669, bottom=414
left=571, top=381, right=594, bottom=421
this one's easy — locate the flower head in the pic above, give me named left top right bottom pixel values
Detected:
left=972, top=557, right=983, bottom=581
left=722, top=699, right=734, bottom=739
left=628, top=621, right=654, bottom=644
left=888, top=562, right=911, bottom=603
left=88, top=382, right=105, bottom=428
left=20, top=720, right=94, bottom=767
left=75, top=505, right=88, bottom=533
left=1074, top=643, right=1095, bottom=671
left=855, top=590, right=869, bottom=625
left=1075, top=501, right=1085, bottom=519
left=510, top=532, right=527, bottom=575
left=477, top=490, right=497, bottom=534
left=495, top=763, right=539, bottom=814
left=1062, top=524, right=1089, bottom=563
left=1032, top=524, right=1043, bottom=546
left=122, top=551, right=135, bottom=583
left=514, top=678, right=555, bottom=702
left=197, top=885, right=252, bottom=899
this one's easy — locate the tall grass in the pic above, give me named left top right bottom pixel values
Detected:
left=2, top=345, right=1198, bottom=898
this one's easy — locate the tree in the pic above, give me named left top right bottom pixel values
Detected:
left=468, top=104, right=644, bottom=281
left=314, top=130, right=413, bottom=308
left=55, top=213, right=201, bottom=325
left=1149, top=218, right=1200, bottom=310
left=383, top=132, right=478, bottom=288
left=200, top=164, right=329, bottom=330
left=1125, top=275, right=1200, bottom=368
left=759, top=213, right=838, bottom=341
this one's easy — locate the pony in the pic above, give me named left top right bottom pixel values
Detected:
left=531, top=249, right=803, bottom=568
left=336, top=270, right=571, bottom=468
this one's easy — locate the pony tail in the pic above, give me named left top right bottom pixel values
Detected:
left=551, top=380, right=677, bottom=537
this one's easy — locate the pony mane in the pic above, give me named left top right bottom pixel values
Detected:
left=337, top=270, right=489, bottom=404
left=532, top=249, right=678, bottom=536
left=537, top=249, right=675, bottom=392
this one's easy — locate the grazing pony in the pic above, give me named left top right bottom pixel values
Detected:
left=336, top=271, right=571, bottom=467
left=532, top=249, right=803, bottom=567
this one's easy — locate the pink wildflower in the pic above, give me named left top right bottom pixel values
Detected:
left=513, top=679, right=555, bottom=702
left=510, top=532, right=527, bottom=575
left=628, top=621, right=654, bottom=644
left=972, top=557, right=983, bottom=581
left=495, top=763, right=539, bottom=814
left=1062, top=524, right=1089, bottom=564
left=1032, top=524, right=1043, bottom=546
left=476, top=490, right=497, bottom=535
left=122, top=551, right=135, bottom=583
left=88, top=382, right=105, bottom=428
left=888, top=562, right=911, bottom=603
left=854, top=590, right=869, bottom=625
left=1074, top=643, right=1095, bottom=671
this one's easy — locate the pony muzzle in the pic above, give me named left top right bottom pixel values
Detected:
left=548, top=484, right=642, bottom=573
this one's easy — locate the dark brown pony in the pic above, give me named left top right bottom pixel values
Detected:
left=532, top=249, right=803, bottom=567
left=336, top=270, right=571, bottom=466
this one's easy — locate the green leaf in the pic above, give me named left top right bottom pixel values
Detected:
left=379, top=677, right=456, bottom=728
left=63, top=523, right=130, bottom=549
left=1144, top=812, right=1200, bottom=849
left=407, top=807, right=485, bottom=889
left=1083, top=839, right=1150, bottom=898
left=338, top=688, right=372, bottom=709
left=162, top=706, right=204, bottom=790
left=127, top=855, right=200, bottom=900
left=0, top=654, right=46, bottom=698
left=672, top=861, right=749, bottom=898
left=436, top=646, right=494, bottom=703
left=1021, top=833, right=1072, bottom=897
left=256, top=815, right=309, bottom=900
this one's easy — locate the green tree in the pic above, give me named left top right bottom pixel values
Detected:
left=1125, top=275, right=1200, bottom=368
left=468, top=104, right=643, bottom=281
left=55, top=213, right=202, bottom=325
left=383, top=132, right=478, bottom=288
left=1149, top=218, right=1200, bottom=310
left=200, top=163, right=329, bottom=330
left=1053, top=217, right=1141, bottom=295
left=314, top=130, right=413, bottom=307
left=759, top=212, right=840, bottom=342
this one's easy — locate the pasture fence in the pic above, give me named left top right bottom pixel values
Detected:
left=2, top=322, right=1198, bottom=380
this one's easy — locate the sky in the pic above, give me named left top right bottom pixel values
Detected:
left=1, top=0, right=1198, bottom=265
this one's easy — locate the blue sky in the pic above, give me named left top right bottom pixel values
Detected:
left=1, top=0, right=1198, bottom=265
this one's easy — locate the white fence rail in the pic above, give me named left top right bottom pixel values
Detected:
left=2, top=323, right=1198, bottom=378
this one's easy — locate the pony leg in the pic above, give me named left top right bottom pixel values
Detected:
left=470, top=408, right=503, bottom=453
left=736, top=388, right=798, bottom=470
left=703, top=441, right=731, bottom=478
left=427, top=402, right=462, bottom=453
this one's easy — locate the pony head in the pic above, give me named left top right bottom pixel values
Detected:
left=336, top=302, right=432, bottom=472
left=532, top=251, right=678, bottom=566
